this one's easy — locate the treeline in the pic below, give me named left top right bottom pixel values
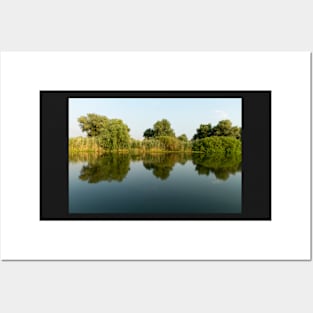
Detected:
left=69, top=135, right=191, bottom=153
left=69, top=113, right=241, bottom=155
left=191, top=119, right=241, bottom=158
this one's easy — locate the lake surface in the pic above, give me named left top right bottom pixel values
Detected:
left=69, top=153, right=242, bottom=215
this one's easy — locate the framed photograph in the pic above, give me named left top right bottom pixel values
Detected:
left=41, top=91, right=271, bottom=220
left=0, top=52, right=310, bottom=260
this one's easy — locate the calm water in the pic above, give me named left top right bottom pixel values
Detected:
left=69, top=153, right=241, bottom=215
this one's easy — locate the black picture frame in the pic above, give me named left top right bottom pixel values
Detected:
left=40, top=91, right=271, bottom=220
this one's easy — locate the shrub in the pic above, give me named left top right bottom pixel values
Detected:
left=192, top=136, right=241, bottom=158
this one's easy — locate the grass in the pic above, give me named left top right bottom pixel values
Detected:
left=69, top=136, right=192, bottom=154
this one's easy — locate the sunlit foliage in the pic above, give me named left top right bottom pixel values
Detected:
left=177, top=134, right=188, bottom=142
left=193, top=124, right=212, bottom=140
left=153, top=119, right=176, bottom=137
left=69, top=137, right=103, bottom=153
left=193, top=120, right=241, bottom=140
left=192, top=136, right=241, bottom=158
left=71, top=114, right=241, bottom=156
left=97, top=119, right=131, bottom=151
left=78, top=113, right=109, bottom=137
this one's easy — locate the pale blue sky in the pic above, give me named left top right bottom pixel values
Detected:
left=69, top=98, right=241, bottom=140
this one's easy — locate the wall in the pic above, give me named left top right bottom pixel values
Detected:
left=0, top=1, right=312, bottom=312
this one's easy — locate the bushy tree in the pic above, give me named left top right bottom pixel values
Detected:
left=143, top=128, right=155, bottom=139
left=178, top=134, right=188, bottom=142
left=78, top=113, right=109, bottom=137
left=97, top=119, right=131, bottom=151
left=157, top=136, right=182, bottom=151
left=153, top=119, right=175, bottom=137
left=211, top=120, right=233, bottom=136
left=192, top=136, right=241, bottom=158
left=193, top=124, right=212, bottom=140
left=77, top=114, right=131, bottom=151
left=230, top=126, right=241, bottom=139
left=192, top=120, right=241, bottom=140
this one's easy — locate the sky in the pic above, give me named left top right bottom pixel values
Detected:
left=69, top=98, right=241, bottom=140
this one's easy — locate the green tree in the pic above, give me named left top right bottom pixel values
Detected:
left=153, top=119, right=175, bottom=137
left=78, top=113, right=109, bottom=137
left=230, top=126, right=241, bottom=139
left=98, top=119, right=131, bottom=151
left=130, top=138, right=142, bottom=149
left=192, top=136, right=241, bottom=159
left=211, top=120, right=233, bottom=137
left=178, top=134, right=188, bottom=142
left=158, top=136, right=182, bottom=151
left=193, top=124, right=212, bottom=140
left=143, top=128, right=155, bottom=139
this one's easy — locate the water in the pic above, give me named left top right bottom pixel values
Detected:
left=69, top=153, right=241, bottom=215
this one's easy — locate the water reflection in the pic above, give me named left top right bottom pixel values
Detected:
left=78, top=154, right=131, bottom=183
left=69, top=152, right=100, bottom=163
left=142, top=153, right=189, bottom=180
left=69, top=152, right=241, bottom=183
left=192, top=154, right=241, bottom=181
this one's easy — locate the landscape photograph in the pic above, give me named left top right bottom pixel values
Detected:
left=68, top=98, right=242, bottom=216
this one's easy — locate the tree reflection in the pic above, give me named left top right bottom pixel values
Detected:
left=192, top=153, right=241, bottom=181
left=142, top=153, right=191, bottom=180
left=79, top=154, right=131, bottom=183
left=69, top=152, right=100, bottom=163
left=71, top=152, right=241, bottom=183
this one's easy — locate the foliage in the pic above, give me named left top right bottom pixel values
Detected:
left=211, top=119, right=233, bottom=136
left=69, top=136, right=103, bottom=153
left=145, top=136, right=191, bottom=152
left=72, top=114, right=241, bottom=156
left=153, top=119, right=175, bottom=137
left=177, top=134, right=188, bottom=142
left=143, top=128, right=155, bottom=139
left=141, top=138, right=163, bottom=151
left=193, top=124, right=212, bottom=140
left=211, top=120, right=241, bottom=139
left=130, top=138, right=143, bottom=150
left=192, top=136, right=242, bottom=159
left=78, top=113, right=109, bottom=137
left=157, top=136, right=183, bottom=151
left=77, top=114, right=131, bottom=151
left=129, top=136, right=191, bottom=153
left=97, top=119, right=131, bottom=151
left=229, top=126, right=241, bottom=139
left=192, top=120, right=241, bottom=140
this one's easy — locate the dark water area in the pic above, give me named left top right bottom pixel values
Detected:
left=69, top=153, right=242, bottom=215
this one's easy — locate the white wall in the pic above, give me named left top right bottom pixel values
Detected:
left=0, top=1, right=312, bottom=312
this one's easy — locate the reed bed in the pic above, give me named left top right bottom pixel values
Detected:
left=69, top=137, right=104, bottom=153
